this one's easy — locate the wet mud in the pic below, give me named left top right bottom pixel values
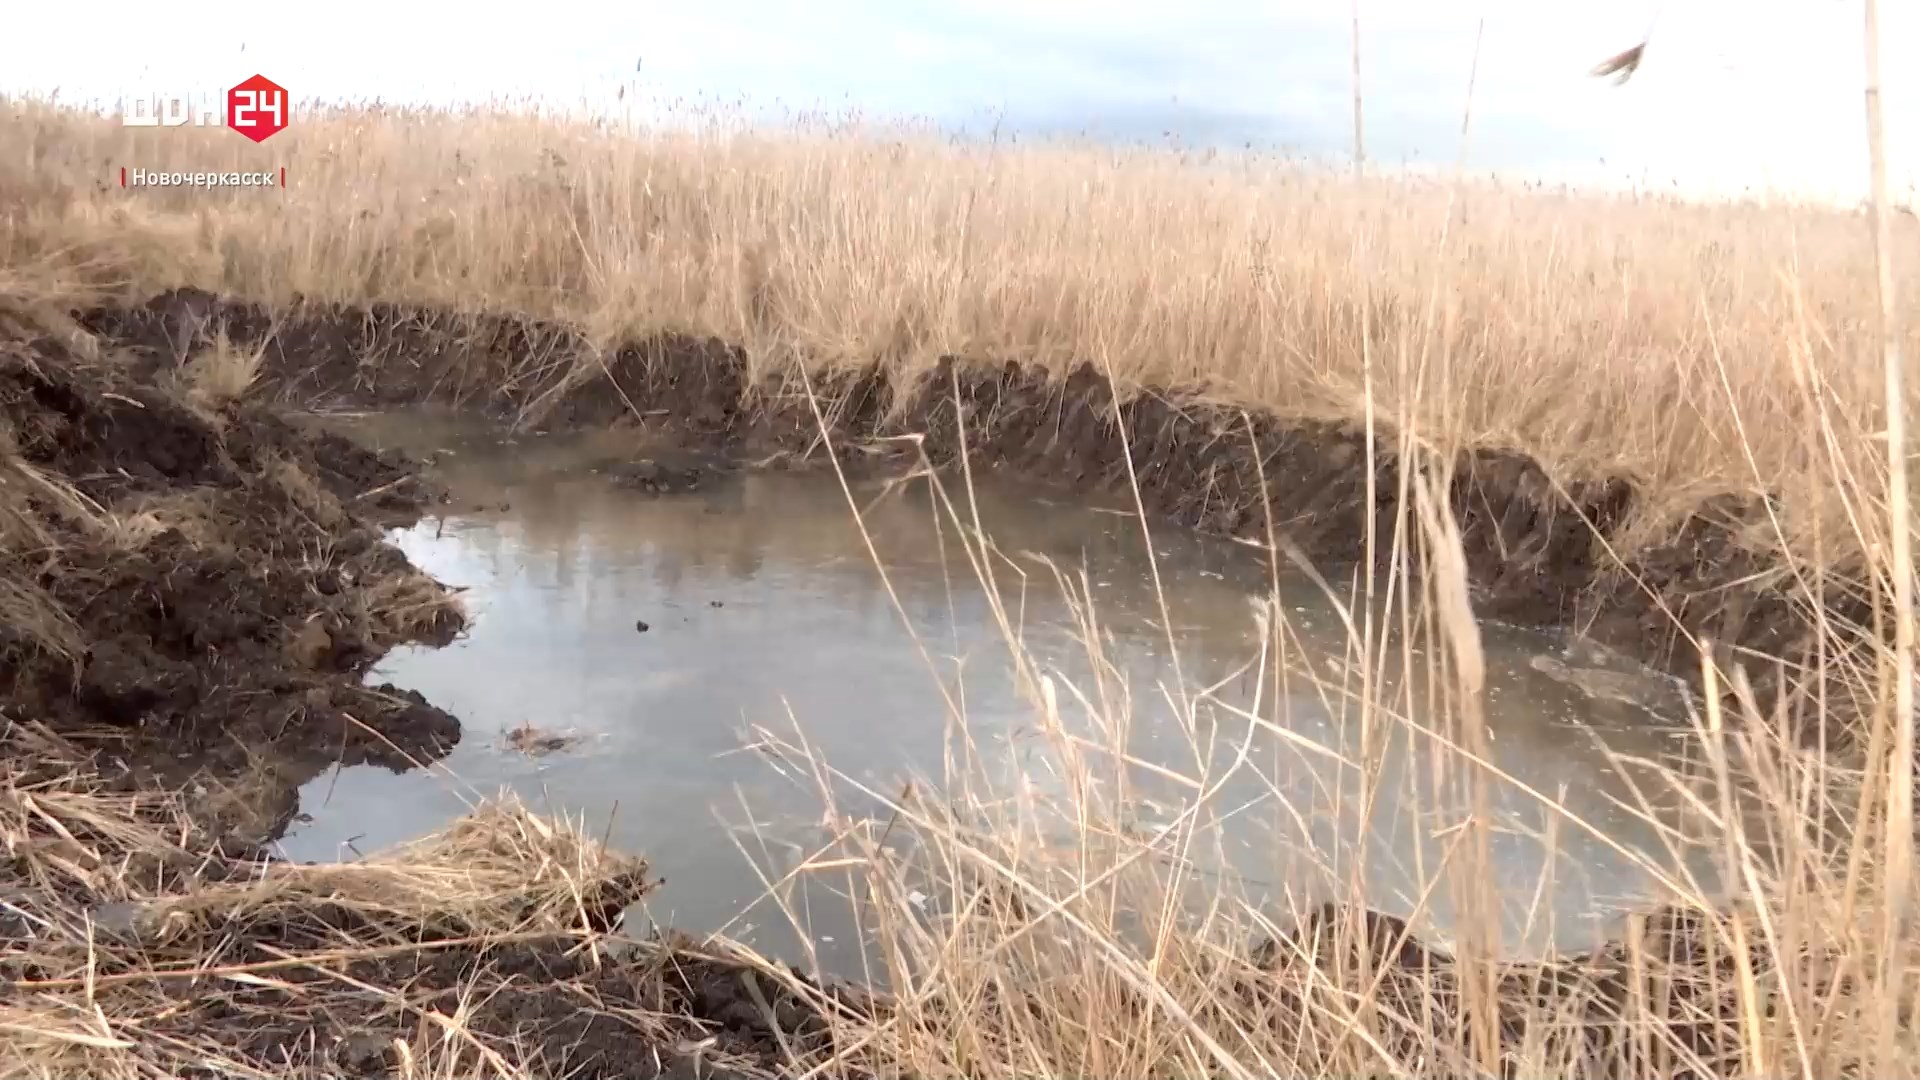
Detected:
left=607, top=454, right=727, bottom=495
left=83, top=290, right=1860, bottom=726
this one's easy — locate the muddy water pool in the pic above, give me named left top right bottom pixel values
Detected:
left=282, top=411, right=1727, bottom=974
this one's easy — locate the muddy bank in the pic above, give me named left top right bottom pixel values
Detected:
left=0, top=314, right=463, bottom=816
left=0, top=731, right=1827, bottom=1080
left=83, top=290, right=1859, bottom=723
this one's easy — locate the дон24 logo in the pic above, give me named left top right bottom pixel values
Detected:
left=122, top=75, right=289, bottom=144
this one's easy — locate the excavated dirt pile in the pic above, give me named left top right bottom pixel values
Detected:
left=0, top=316, right=463, bottom=799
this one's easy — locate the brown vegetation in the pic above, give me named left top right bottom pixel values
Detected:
left=3, top=99, right=1915, bottom=561
left=0, top=94, right=1917, bottom=1080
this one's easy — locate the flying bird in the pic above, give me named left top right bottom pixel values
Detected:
left=1590, top=43, right=1646, bottom=85
left=1592, top=0, right=1670, bottom=86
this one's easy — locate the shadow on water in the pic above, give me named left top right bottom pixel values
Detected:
left=281, top=409, right=1728, bottom=977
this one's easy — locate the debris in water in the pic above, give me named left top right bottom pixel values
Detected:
left=502, top=720, right=576, bottom=756
left=635, top=619, right=651, bottom=633
left=1528, top=654, right=1675, bottom=713
left=610, top=457, right=712, bottom=495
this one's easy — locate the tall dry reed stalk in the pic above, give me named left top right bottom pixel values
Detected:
left=1854, top=0, right=1917, bottom=1069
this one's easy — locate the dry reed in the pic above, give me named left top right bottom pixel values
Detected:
left=2, top=97, right=1916, bottom=567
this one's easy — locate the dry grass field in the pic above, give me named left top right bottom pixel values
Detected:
left=4, top=98, right=1916, bottom=558
left=2, top=92, right=1918, bottom=1078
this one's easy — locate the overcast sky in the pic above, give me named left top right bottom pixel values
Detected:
left=8, top=0, right=1915, bottom=203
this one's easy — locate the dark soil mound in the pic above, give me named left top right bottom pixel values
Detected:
left=0, top=324, right=463, bottom=790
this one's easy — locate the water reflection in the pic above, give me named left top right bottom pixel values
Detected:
left=283, top=411, right=1722, bottom=974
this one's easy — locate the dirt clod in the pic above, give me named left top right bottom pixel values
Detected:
left=609, top=456, right=722, bottom=495
left=502, top=720, right=577, bottom=756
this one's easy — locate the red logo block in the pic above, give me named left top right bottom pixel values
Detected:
left=227, top=75, right=287, bottom=143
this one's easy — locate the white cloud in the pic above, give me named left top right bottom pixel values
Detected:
left=7, top=0, right=1913, bottom=202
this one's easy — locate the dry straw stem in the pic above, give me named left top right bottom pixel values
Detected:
left=3, top=99, right=1918, bottom=566
left=1853, top=0, right=1917, bottom=1069
left=0, top=433, right=99, bottom=677
left=132, top=802, right=637, bottom=946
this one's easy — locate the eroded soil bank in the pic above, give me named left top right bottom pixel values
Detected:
left=0, top=318, right=824, bottom=1077
left=79, top=290, right=1861, bottom=726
